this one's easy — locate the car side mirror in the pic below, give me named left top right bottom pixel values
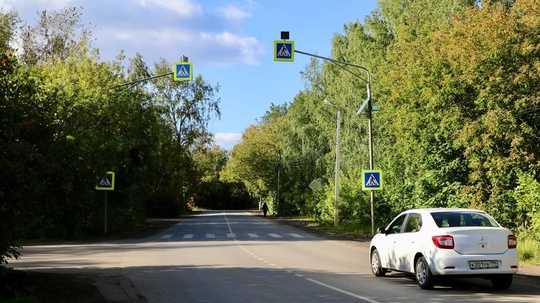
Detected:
left=377, top=227, right=386, bottom=234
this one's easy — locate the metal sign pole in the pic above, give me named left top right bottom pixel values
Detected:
left=104, top=191, right=108, bottom=234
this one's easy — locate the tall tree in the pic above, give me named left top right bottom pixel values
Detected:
left=138, top=58, right=222, bottom=215
left=18, top=6, right=93, bottom=65
left=150, top=58, right=221, bottom=150
left=0, top=9, right=19, bottom=53
left=0, top=55, right=54, bottom=262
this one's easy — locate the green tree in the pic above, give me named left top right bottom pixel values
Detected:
left=151, top=58, right=221, bottom=150
left=0, top=55, right=55, bottom=262
left=0, top=9, right=19, bottom=53
left=443, top=0, right=540, bottom=227
left=18, top=6, right=93, bottom=66
left=512, top=171, right=540, bottom=241
left=141, top=58, right=221, bottom=215
left=191, top=144, right=252, bottom=209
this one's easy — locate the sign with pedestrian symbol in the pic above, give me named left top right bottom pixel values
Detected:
left=362, top=170, right=382, bottom=191
left=173, top=62, right=193, bottom=81
left=274, top=40, right=294, bottom=62
left=96, top=171, right=115, bottom=191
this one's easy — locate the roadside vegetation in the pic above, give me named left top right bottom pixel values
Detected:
left=222, top=0, right=540, bottom=260
left=1, top=0, right=539, bottom=280
left=519, top=239, right=540, bottom=264
left=0, top=6, right=251, bottom=266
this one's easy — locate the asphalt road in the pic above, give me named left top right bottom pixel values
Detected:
left=9, top=210, right=540, bottom=302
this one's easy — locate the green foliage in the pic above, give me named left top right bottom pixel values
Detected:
left=518, top=239, right=540, bottom=264
left=228, top=0, right=540, bottom=248
left=18, top=7, right=93, bottom=66
left=512, top=171, right=540, bottom=240
left=3, top=0, right=540, bottom=265
left=0, top=7, right=223, bottom=262
left=222, top=113, right=284, bottom=198
left=336, top=167, right=371, bottom=224
left=0, top=9, right=19, bottom=53
left=192, top=145, right=253, bottom=209
left=0, top=54, right=53, bottom=262
left=150, top=58, right=221, bottom=150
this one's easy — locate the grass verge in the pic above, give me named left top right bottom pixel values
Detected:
left=518, top=238, right=540, bottom=264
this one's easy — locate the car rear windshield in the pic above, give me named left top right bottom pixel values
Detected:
left=430, top=212, right=499, bottom=228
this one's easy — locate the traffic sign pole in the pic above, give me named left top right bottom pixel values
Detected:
left=96, top=171, right=115, bottom=233
left=104, top=191, right=108, bottom=234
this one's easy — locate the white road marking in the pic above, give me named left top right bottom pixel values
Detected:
left=227, top=233, right=236, bottom=238
left=206, top=234, right=215, bottom=238
left=306, top=278, right=381, bottom=303
left=289, top=233, right=303, bottom=238
left=183, top=234, right=193, bottom=239
left=247, top=233, right=259, bottom=238
left=161, top=234, right=173, bottom=239
left=269, top=233, right=282, bottom=238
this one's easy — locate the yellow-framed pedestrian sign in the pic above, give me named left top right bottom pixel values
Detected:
left=173, top=62, right=193, bottom=81
left=96, top=171, right=115, bottom=191
left=362, top=170, right=382, bottom=191
left=274, top=40, right=294, bottom=62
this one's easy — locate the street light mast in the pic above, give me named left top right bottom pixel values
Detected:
left=294, top=49, right=376, bottom=234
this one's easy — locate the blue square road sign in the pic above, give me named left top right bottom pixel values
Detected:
left=362, top=170, right=382, bottom=190
left=274, top=40, right=294, bottom=62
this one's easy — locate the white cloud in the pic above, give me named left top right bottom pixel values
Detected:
left=218, top=4, right=251, bottom=21
left=136, top=0, right=202, bottom=17
left=0, top=0, right=74, bottom=12
left=200, top=31, right=263, bottom=65
left=5, top=0, right=264, bottom=67
left=214, top=132, right=241, bottom=149
left=111, top=27, right=193, bottom=44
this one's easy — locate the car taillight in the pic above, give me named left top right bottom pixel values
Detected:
left=432, top=235, right=454, bottom=249
left=508, top=235, right=518, bottom=249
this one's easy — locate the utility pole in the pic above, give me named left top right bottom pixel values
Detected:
left=325, top=100, right=342, bottom=227
left=277, top=150, right=281, bottom=215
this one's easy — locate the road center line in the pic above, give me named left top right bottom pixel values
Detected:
left=224, top=212, right=379, bottom=302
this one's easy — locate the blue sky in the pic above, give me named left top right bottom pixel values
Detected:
left=1, top=0, right=379, bottom=149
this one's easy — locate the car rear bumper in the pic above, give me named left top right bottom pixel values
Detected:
left=430, top=250, right=519, bottom=276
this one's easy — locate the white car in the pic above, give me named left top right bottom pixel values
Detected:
left=369, top=208, right=519, bottom=289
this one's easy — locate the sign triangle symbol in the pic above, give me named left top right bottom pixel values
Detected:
left=278, top=44, right=291, bottom=57
left=177, top=66, right=189, bottom=77
left=99, top=178, right=111, bottom=186
left=366, top=174, right=379, bottom=186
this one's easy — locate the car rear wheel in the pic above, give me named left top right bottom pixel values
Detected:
left=491, top=274, right=513, bottom=289
left=370, top=249, right=387, bottom=276
left=415, top=256, right=436, bottom=289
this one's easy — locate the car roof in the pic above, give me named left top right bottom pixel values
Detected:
left=400, top=208, right=487, bottom=215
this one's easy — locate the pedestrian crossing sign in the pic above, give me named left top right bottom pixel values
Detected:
left=173, top=62, right=193, bottom=81
left=96, top=171, right=115, bottom=190
left=274, top=40, right=294, bottom=62
left=362, top=170, right=382, bottom=191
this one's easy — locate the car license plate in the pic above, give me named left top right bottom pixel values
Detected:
left=469, top=260, right=499, bottom=269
